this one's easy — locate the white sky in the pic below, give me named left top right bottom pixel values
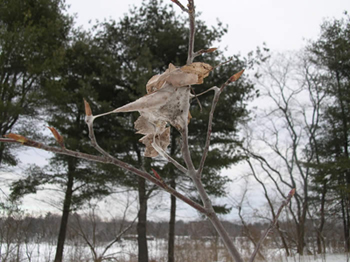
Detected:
left=66, top=0, right=350, bottom=55
left=2, top=0, right=349, bottom=222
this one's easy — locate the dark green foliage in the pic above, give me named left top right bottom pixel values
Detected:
left=308, top=12, right=350, bottom=204
left=307, top=12, right=350, bottom=251
left=0, top=0, right=71, bottom=166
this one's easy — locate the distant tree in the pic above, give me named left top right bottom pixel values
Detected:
left=243, top=51, right=326, bottom=255
left=0, top=0, right=71, bottom=166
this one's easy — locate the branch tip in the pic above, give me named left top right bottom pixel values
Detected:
left=289, top=188, right=296, bottom=197
left=84, top=99, right=92, bottom=116
left=229, top=69, right=245, bottom=82
left=151, top=168, right=162, bottom=180
left=205, top=47, right=217, bottom=53
left=47, top=126, right=65, bottom=148
left=4, top=133, right=28, bottom=144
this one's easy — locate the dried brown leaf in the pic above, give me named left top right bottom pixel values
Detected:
left=180, top=62, right=213, bottom=84
left=139, top=127, right=170, bottom=157
left=146, top=63, right=199, bottom=94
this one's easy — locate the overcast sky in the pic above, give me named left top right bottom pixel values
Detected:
left=66, top=0, right=350, bottom=56
left=3, top=0, right=349, bottom=222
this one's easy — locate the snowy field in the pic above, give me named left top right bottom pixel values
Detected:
left=0, top=237, right=348, bottom=262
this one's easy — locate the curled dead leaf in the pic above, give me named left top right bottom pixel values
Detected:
left=95, top=61, right=213, bottom=158
left=180, top=62, right=213, bottom=85
left=139, top=127, right=170, bottom=157
left=146, top=63, right=198, bottom=94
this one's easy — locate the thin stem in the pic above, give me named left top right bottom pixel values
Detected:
left=197, top=86, right=220, bottom=177
left=181, top=123, right=196, bottom=173
left=151, top=136, right=188, bottom=174
left=170, top=0, right=189, bottom=13
left=186, top=0, right=195, bottom=65
left=248, top=189, right=295, bottom=262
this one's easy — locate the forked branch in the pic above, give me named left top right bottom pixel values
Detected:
left=248, top=188, right=296, bottom=262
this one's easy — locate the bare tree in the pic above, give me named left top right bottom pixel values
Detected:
left=243, top=51, right=326, bottom=255
left=71, top=196, right=137, bottom=262
left=0, top=1, right=293, bottom=261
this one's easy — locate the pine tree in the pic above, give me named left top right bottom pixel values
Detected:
left=308, top=12, right=350, bottom=251
left=0, top=0, right=71, bottom=166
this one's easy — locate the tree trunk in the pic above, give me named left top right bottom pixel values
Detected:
left=0, top=143, right=4, bottom=166
left=138, top=177, right=149, bottom=262
left=276, top=223, right=290, bottom=256
left=317, top=181, right=327, bottom=254
left=54, top=171, right=74, bottom=262
left=296, top=221, right=305, bottom=255
left=168, top=179, right=176, bottom=262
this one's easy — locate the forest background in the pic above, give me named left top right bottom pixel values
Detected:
left=1, top=0, right=350, bottom=261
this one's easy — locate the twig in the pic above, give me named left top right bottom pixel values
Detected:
left=248, top=188, right=296, bottom=262
left=0, top=137, right=207, bottom=214
left=193, top=47, right=217, bottom=59
left=100, top=215, right=137, bottom=258
left=197, top=70, right=244, bottom=177
left=170, top=0, right=189, bottom=13
left=151, top=135, right=188, bottom=174
left=171, top=0, right=195, bottom=64
left=186, top=0, right=195, bottom=65
left=191, top=87, right=203, bottom=112
left=197, top=86, right=220, bottom=177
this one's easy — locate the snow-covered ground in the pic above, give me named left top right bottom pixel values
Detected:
left=0, top=238, right=348, bottom=262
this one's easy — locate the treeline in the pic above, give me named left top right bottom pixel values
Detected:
left=0, top=212, right=344, bottom=245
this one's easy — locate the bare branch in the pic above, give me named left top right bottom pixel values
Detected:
left=198, top=71, right=245, bottom=177
left=0, top=136, right=207, bottom=214
left=193, top=47, right=217, bottom=59
left=197, top=86, right=220, bottom=177
left=170, top=0, right=189, bottom=13
left=152, top=135, right=188, bottom=174
left=186, top=0, right=195, bottom=65
left=248, top=188, right=296, bottom=262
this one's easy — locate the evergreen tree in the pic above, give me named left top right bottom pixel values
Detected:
left=308, top=12, right=350, bottom=251
left=10, top=30, right=127, bottom=262
left=0, top=0, right=71, bottom=166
